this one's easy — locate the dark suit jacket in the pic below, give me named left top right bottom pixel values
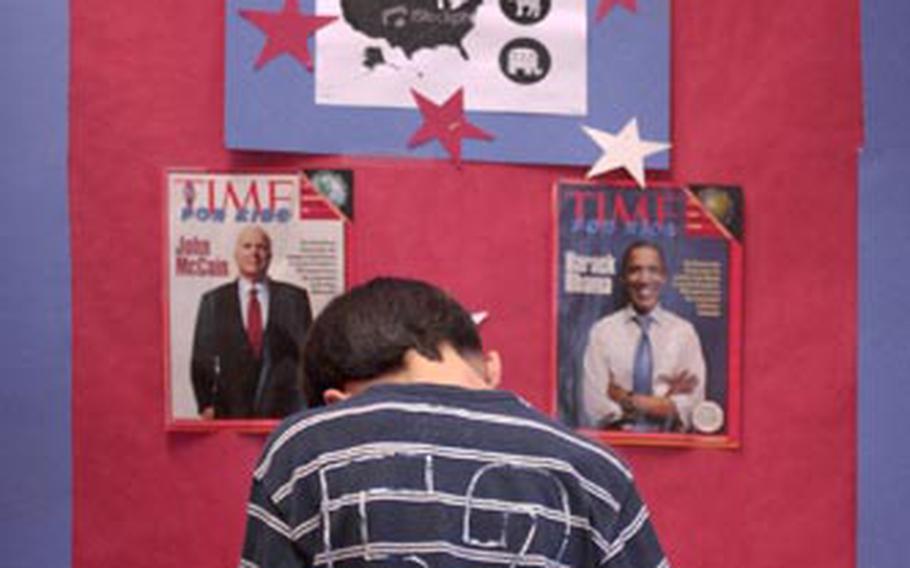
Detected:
left=190, top=279, right=313, bottom=419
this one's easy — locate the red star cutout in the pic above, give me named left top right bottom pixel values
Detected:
left=595, top=0, right=637, bottom=22
left=239, top=0, right=337, bottom=72
left=407, top=88, right=494, bottom=165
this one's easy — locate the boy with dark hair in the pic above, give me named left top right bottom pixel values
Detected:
left=240, top=277, right=668, bottom=568
left=301, top=277, right=490, bottom=408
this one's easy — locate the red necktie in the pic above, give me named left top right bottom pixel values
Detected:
left=247, top=287, right=263, bottom=358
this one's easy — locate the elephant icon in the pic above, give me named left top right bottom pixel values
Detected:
left=513, top=0, right=541, bottom=18
left=499, top=38, right=550, bottom=84
left=507, top=47, right=543, bottom=78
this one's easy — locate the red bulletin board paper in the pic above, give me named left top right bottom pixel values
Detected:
left=70, top=2, right=861, bottom=568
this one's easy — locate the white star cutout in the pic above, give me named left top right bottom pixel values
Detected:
left=581, top=118, right=671, bottom=188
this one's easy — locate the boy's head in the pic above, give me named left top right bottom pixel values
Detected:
left=302, top=277, right=498, bottom=406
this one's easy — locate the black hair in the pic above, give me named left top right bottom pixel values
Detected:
left=302, top=277, right=482, bottom=406
left=619, top=240, right=667, bottom=279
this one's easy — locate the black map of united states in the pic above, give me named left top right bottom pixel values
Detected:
left=340, top=0, right=484, bottom=60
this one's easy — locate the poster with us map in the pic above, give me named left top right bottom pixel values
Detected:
left=315, top=0, right=586, bottom=115
left=225, top=0, right=670, bottom=166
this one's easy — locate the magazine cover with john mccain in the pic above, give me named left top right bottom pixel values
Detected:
left=164, top=169, right=352, bottom=432
left=554, top=181, right=743, bottom=448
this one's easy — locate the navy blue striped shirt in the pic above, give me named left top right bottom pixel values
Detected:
left=241, top=383, right=668, bottom=568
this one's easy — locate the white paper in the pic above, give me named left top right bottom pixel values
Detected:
left=315, top=0, right=587, bottom=116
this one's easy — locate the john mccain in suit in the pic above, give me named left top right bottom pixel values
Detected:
left=191, top=226, right=313, bottom=419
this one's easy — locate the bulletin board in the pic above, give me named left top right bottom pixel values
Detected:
left=68, top=1, right=863, bottom=568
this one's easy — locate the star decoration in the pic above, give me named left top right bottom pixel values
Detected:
left=595, top=0, right=637, bottom=22
left=581, top=118, right=670, bottom=188
left=239, top=0, right=337, bottom=72
left=407, top=88, right=494, bottom=165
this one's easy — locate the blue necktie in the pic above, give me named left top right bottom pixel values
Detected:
left=632, top=315, right=653, bottom=395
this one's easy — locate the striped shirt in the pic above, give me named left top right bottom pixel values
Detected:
left=240, top=383, right=668, bottom=568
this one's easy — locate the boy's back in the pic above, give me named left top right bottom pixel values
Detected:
left=240, top=278, right=667, bottom=568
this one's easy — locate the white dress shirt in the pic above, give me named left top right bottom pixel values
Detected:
left=581, top=304, right=706, bottom=430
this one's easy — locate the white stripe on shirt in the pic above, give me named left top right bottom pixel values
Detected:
left=255, top=401, right=631, bottom=482
left=269, top=440, right=622, bottom=512
left=281, top=487, right=613, bottom=554
left=602, top=504, right=651, bottom=562
left=247, top=503, right=293, bottom=540
left=313, top=539, right=574, bottom=568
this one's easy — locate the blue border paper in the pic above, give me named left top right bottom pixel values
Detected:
left=226, top=0, right=669, bottom=167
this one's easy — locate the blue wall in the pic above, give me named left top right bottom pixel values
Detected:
left=859, top=1, right=910, bottom=567
left=0, top=3, right=72, bottom=567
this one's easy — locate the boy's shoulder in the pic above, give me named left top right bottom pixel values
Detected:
left=257, top=383, right=633, bottom=489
